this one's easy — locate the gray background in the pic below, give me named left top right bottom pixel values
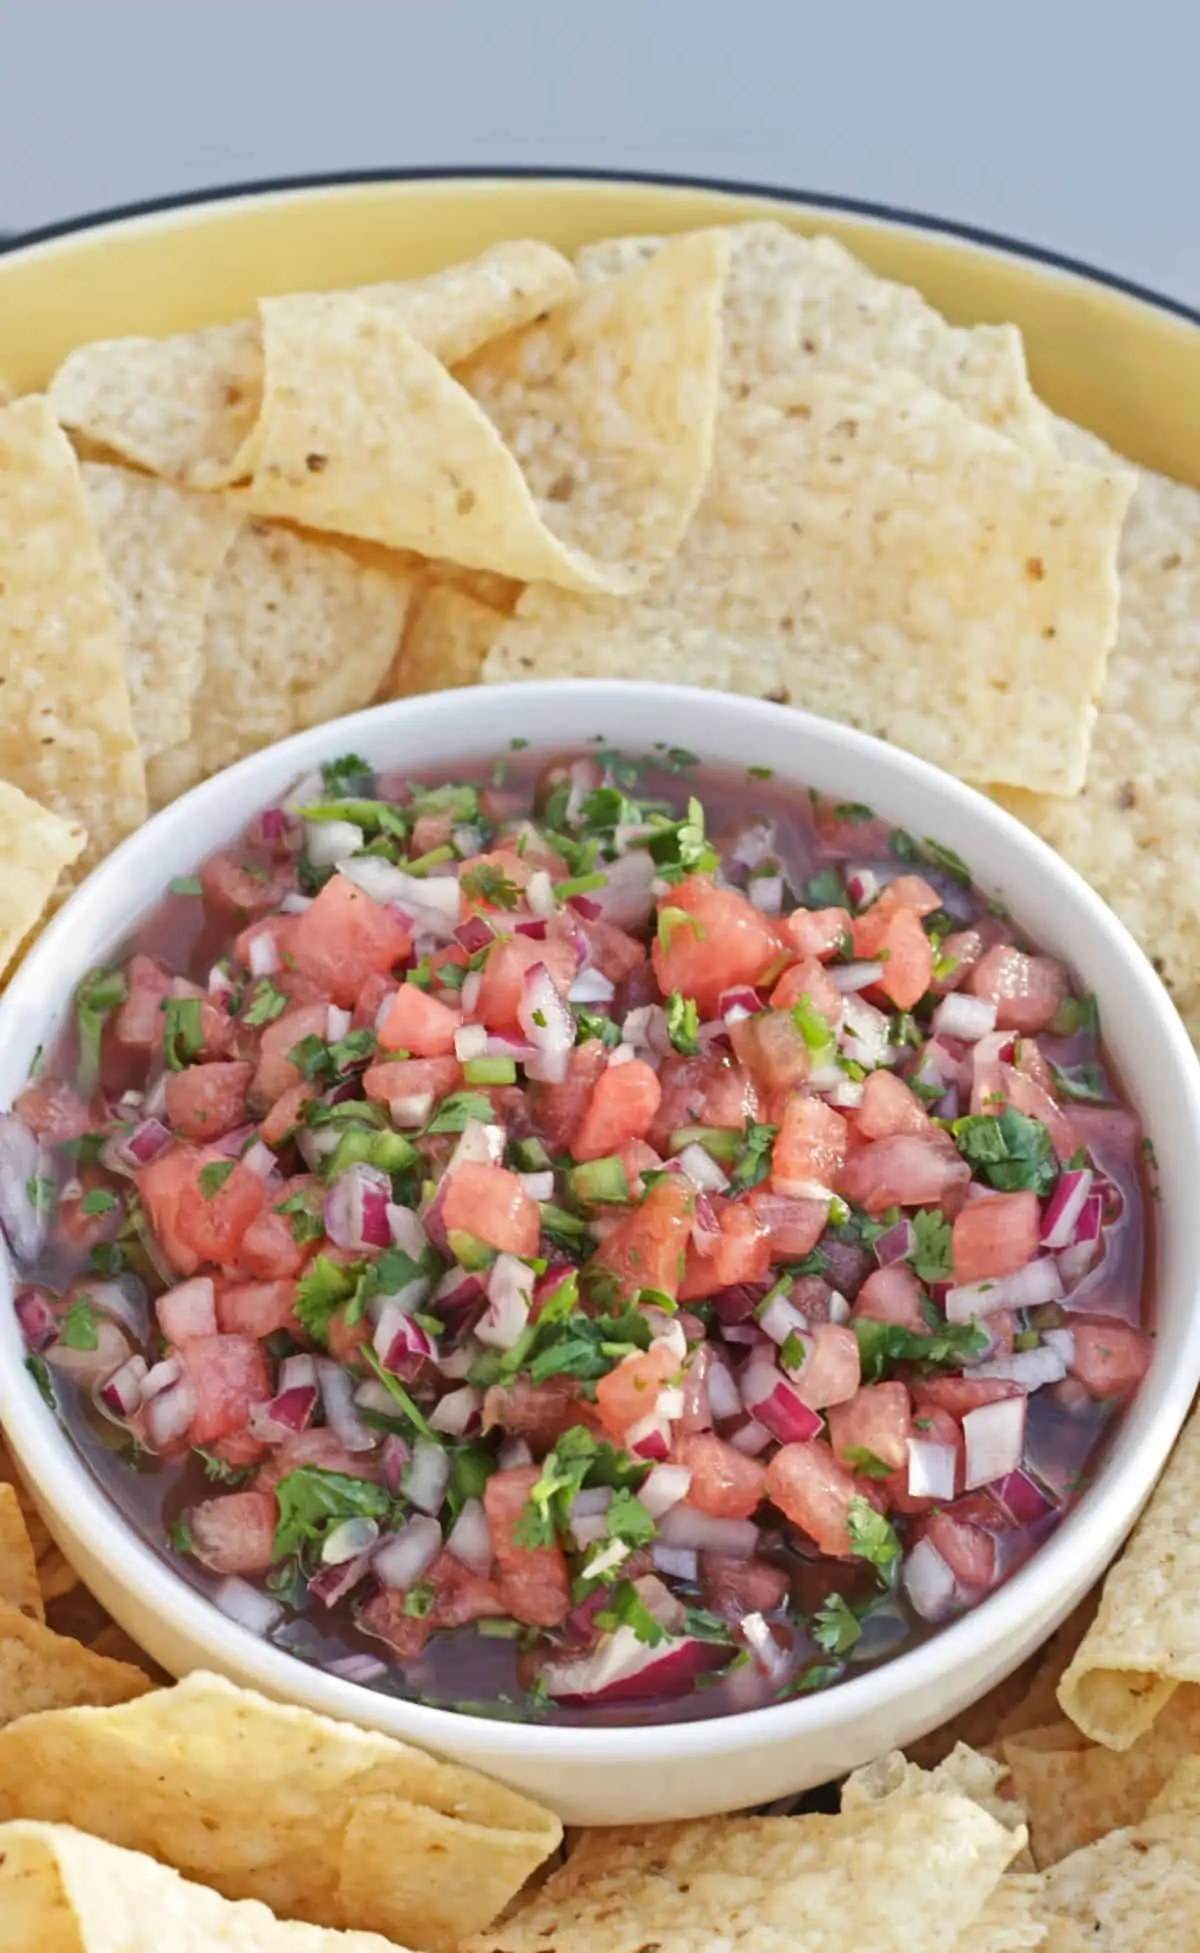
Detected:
left=1, top=0, right=1196, bottom=304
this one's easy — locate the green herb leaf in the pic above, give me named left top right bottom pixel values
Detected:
left=846, top=1494, right=901, bottom=1573
left=321, top=752, right=373, bottom=794
left=909, top=1208, right=954, bottom=1284
left=301, top=796, right=407, bottom=839
left=729, top=1120, right=778, bottom=1193
left=80, top=1188, right=119, bottom=1216
left=666, top=990, right=700, bottom=1056
left=852, top=1314, right=987, bottom=1382
left=168, top=875, right=203, bottom=896
left=293, top=1254, right=359, bottom=1343
left=273, top=1190, right=325, bottom=1246
left=169, top=1519, right=194, bottom=1555
left=162, top=994, right=204, bottom=1071
left=656, top=905, right=703, bottom=951
left=922, top=837, right=973, bottom=885
left=460, top=862, right=522, bottom=910
left=594, top=1578, right=666, bottom=1646
left=811, top=1593, right=863, bottom=1655
left=273, top=1466, right=390, bottom=1562
left=197, top=1160, right=236, bottom=1201
left=75, top=967, right=129, bottom=1088
left=952, top=1107, right=1057, bottom=1195
left=843, top=1446, right=892, bottom=1480
left=604, top=1487, right=656, bottom=1548
left=243, top=978, right=289, bottom=1026
left=572, top=1008, right=620, bottom=1049
left=423, top=1091, right=494, bottom=1136
left=60, top=1294, right=101, bottom=1351
left=360, top=1344, right=437, bottom=1441
left=1050, top=1062, right=1111, bottom=1105
left=194, top=1446, right=256, bottom=1487
left=24, top=1353, right=55, bottom=1408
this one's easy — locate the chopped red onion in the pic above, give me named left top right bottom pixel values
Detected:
left=445, top=1118, right=506, bottom=1176
left=378, top=1432, right=411, bottom=1497
left=512, top=917, right=547, bottom=940
left=741, top=1609, right=789, bottom=1679
left=993, top=1468, right=1057, bottom=1525
left=969, top=1345, right=1069, bottom=1388
left=116, top=1117, right=172, bottom=1169
left=874, top=1217, right=916, bottom=1267
left=429, top=1265, right=487, bottom=1338
left=622, top=1003, right=670, bottom=1055
left=729, top=823, right=775, bottom=872
left=652, top=1543, right=699, bottom=1582
left=845, top=864, right=881, bottom=908
left=247, top=930, right=282, bottom=978
left=524, top=869, right=556, bottom=919
left=946, top=1255, right=1064, bottom=1322
left=404, top=1438, right=451, bottom=1515
left=454, top=1022, right=489, bottom=1062
left=568, top=967, right=615, bottom=1005
left=828, top=1290, right=852, bottom=1325
left=758, top=1292, right=811, bottom=1349
left=839, top=995, right=892, bottom=1067
left=903, top=1537, right=960, bottom=1621
left=446, top=1495, right=493, bottom=1573
left=96, top=1353, right=148, bottom=1422
left=1040, top=1168, right=1095, bottom=1251
left=15, top=1286, right=58, bottom=1351
left=826, top=1079, right=865, bottom=1110
left=324, top=1162, right=392, bottom=1253
left=250, top=1382, right=318, bottom=1439
left=592, top=847, right=657, bottom=930
left=476, top=1254, right=533, bottom=1349
left=305, top=818, right=364, bottom=867
left=141, top=1354, right=183, bottom=1400
left=341, top=857, right=461, bottom=935
left=373, top=1515, right=442, bottom=1589
left=308, top=1550, right=376, bottom=1608
left=718, top=985, right=763, bottom=1024
left=518, top=962, right=575, bottom=1084
left=624, top=1410, right=671, bottom=1461
left=324, top=1651, right=388, bottom=1684
left=242, top=1140, right=277, bottom=1181
left=747, top=876, right=784, bottom=916
left=907, top=1437, right=958, bottom=1501
left=727, top=1415, right=773, bottom=1456
left=321, top=1515, right=380, bottom=1565
left=325, top=1004, right=352, bottom=1043
left=707, top=1358, right=743, bottom=1421
left=540, top=1626, right=724, bottom=1703
left=316, top=1357, right=377, bottom=1451
left=428, top=1385, right=482, bottom=1437
left=1042, top=1327, right=1077, bottom=1368
left=386, top=1203, right=430, bottom=1260
left=279, top=892, right=314, bottom=915
left=374, top=1305, right=437, bottom=1381
left=213, top=1122, right=255, bottom=1160
left=454, top=914, right=494, bottom=955
left=568, top=893, right=603, bottom=922
left=638, top=1463, right=692, bottom=1520
left=141, top=1373, right=196, bottom=1449
left=741, top=1355, right=823, bottom=1444
left=932, top=994, right=998, bottom=1042
left=657, top=1504, right=759, bottom=1559
left=675, top=1142, right=729, bottom=1194
left=156, top=1276, right=216, bottom=1343
left=830, top=961, right=885, bottom=994
left=212, top=1575, right=285, bottom=1636
left=963, top=1396, right=1028, bottom=1490
left=497, top=1436, right=533, bottom=1470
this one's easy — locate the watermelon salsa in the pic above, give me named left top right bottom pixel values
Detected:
left=0, top=744, right=1152, bottom=1724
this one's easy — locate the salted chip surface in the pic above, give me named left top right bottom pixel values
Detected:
left=1004, top=1690, right=1200, bottom=1867
left=0, top=1821, right=407, bottom=1953
left=146, top=522, right=414, bottom=806
left=842, top=1742, right=1025, bottom=1838
left=0, top=396, right=146, bottom=858
left=485, top=363, right=1131, bottom=794
left=0, top=782, right=86, bottom=981
left=46, top=242, right=578, bottom=488
left=240, top=231, right=727, bottom=591
left=1037, top=1797, right=1200, bottom=1950
left=577, top=221, right=1055, bottom=452
left=471, top=1795, right=1021, bottom=1953
left=1057, top=1401, right=1200, bottom=1747
left=390, top=585, right=508, bottom=697
left=0, top=1440, right=76, bottom=1603
left=81, top=463, right=241, bottom=757
left=0, top=1670, right=560, bottom=1953
left=998, top=451, right=1200, bottom=1034
left=0, top=1598, right=152, bottom=1729
left=0, top=1484, right=43, bottom=1622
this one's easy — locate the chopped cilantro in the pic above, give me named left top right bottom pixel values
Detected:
left=682, top=1605, right=735, bottom=1644
left=843, top=1446, right=892, bottom=1480
left=288, top=1028, right=376, bottom=1084
left=785, top=1661, right=845, bottom=1695
left=605, top=1488, right=656, bottom=1548
left=273, top=1190, right=325, bottom=1246
left=527, top=1305, right=653, bottom=1384
left=407, top=781, right=480, bottom=824
left=168, top=875, right=203, bottom=896
left=460, top=862, right=522, bottom=910
left=243, top=978, right=289, bottom=1026
left=89, top=1242, right=125, bottom=1276
left=952, top=1107, right=1057, bottom=1195
left=321, top=752, right=373, bottom=793
left=779, top=1329, right=807, bottom=1372
left=162, top=994, right=204, bottom=1071
left=852, top=1314, right=987, bottom=1382
left=59, top=1131, right=107, bottom=1164
left=811, top=1593, right=862, bottom=1655
left=169, top=1519, right=194, bottom=1555
left=195, top=1446, right=255, bottom=1487
left=301, top=796, right=407, bottom=838
left=509, top=736, right=529, bottom=751
left=804, top=868, right=844, bottom=908
left=846, top=1494, right=901, bottom=1573
left=645, top=796, right=718, bottom=880
left=75, top=967, right=129, bottom=1089
left=657, top=905, right=703, bottom=951
left=60, top=1294, right=101, bottom=1351
left=402, top=1581, right=435, bottom=1617
left=293, top=1254, right=360, bottom=1343
left=909, top=1209, right=954, bottom=1284
left=24, top=1353, right=54, bottom=1408
left=1048, top=992, right=1100, bottom=1040
left=80, top=1188, right=119, bottom=1216
left=922, top=837, right=972, bottom=885
left=889, top=829, right=920, bottom=864
left=1050, top=1062, right=1111, bottom=1105
left=360, top=1344, right=436, bottom=1440
left=729, top=1120, right=778, bottom=1193
left=423, top=1091, right=494, bottom=1135
left=273, top=1467, right=390, bottom=1562
left=791, top=993, right=837, bottom=1065
left=197, top=1160, right=236, bottom=1201
left=747, top=764, right=774, bottom=781
left=594, top=1578, right=665, bottom=1646
left=573, top=1007, right=620, bottom=1048
left=833, top=802, right=874, bottom=824
left=513, top=1428, right=645, bottom=1548
left=666, top=990, right=700, bottom=1056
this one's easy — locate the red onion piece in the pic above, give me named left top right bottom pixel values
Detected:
left=156, top=1276, right=216, bottom=1344
left=497, top=1436, right=533, bottom=1470
left=829, top=960, right=885, bottom=994
left=707, top=1357, right=742, bottom=1421
left=907, top=1438, right=957, bottom=1501
left=324, top=1161, right=393, bottom=1253
left=374, top=1305, right=437, bottom=1382
left=141, top=1373, right=196, bottom=1450
left=316, top=1357, right=377, bottom=1451
left=96, top=1353, right=148, bottom=1421
left=964, top=1396, right=1029, bottom=1490
left=454, top=914, right=494, bottom=954
left=741, top=1609, right=789, bottom=1679
left=445, top=1118, right=506, bottom=1177
left=212, top=1575, right=285, bottom=1636
left=446, top=1495, right=492, bottom=1573
left=713, top=1283, right=770, bottom=1326
left=992, top=1467, right=1057, bottom=1525
left=740, top=1355, right=823, bottom=1444
left=404, top=1438, right=451, bottom=1515
left=903, top=1537, right=960, bottom=1621
left=540, top=1627, right=726, bottom=1704
left=638, top=1463, right=692, bottom=1520
left=518, top=961, right=575, bottom=1084
left=385, top=1203, right=430, bottom=1260
left=874, top=1218, right=915, bottom=1267
left=15, top=1287, right=58, bottom=1352
left=250, top=1383, right=318, bottom=1439
left=476, top=1254, right=533, bottom=1349
left=624, top=1409, right=672, bottom=1461
left=123, top=1118, right=171, bottom=1167
left=308, top=1548, right=376, bottom=1608
left=324, top=1651, right=388, bottom=1683
left=968, top=1345, right=1068, bottom=1389
left=454, top=1022, right=488, bottom=1063
left=727, top=1416, right=773, bottom=1456
left=656, top=1504, right=759, bottom=1559
left=932, top=994, right=998, bottom=1042
left=429, top=1265, right=487, bottom=1339
left=248, top=931, right=281, bottom=978
left=652, top=1543, right=699, bottom=1582
left=675, top=1143, right=729, bottom=1195
left=372, top=1515, right=443, bottom=1590
left=1040, top=1168, right=1095, bottom=1251
left=758, top=1292, right=811, bottom=1349
left=946, top=1256, right=1064, bottom=1322
left=428, top=1385, right=482, bottom=1437
left=718, top=985, right=763, bottom=1022
left=379, top=1432, right=411, bottom=1497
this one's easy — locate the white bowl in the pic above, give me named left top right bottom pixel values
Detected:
left=2, top=681, right=1198, bottom=1826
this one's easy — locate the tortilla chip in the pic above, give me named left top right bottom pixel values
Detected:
left=1037, top=1799, right=1200, bottom=1950
left=997, top=457, right=1200, bottom=1025
left=424, top=561, right=523, bottom=613
left=0, top=1599, right=152, bottom=1728
left=0, top=1670, right=560, bottom=1952
left=1057, top=1399, right=1200, bottom=1747
left=0, top=1439, right=78, bottom=1604
left=0, top=1485, right=42, bottom=1622
left=577, top=222, right=1056, bottom=454
left=390, top=585, right=508, bottom=697
left=0, top=1820, right=407, bottom=1953
left=470, top=1795, right=1022, bottom=1953
left=46, top=242, right=578, bottom=489
left=0, top=782, right=86, bottom=981
left=83, top=1624, right=167, bottom=1684
left=0, top=397, right=146, bottom=859
left=1005, top=1689, right=1200, bottom=1866
left=993, top=1594, right=1102, bottom=1743
left=842, top=1742, right=1026, bottom=1837
left=1146, top=1754, right=1200, bottom=1821
left=80, top=464, right=241, bottom=758
left=967, top=1875, right=1049, bottom=1953
left=485, top=363, right=1131, bottom=793
left=145, top=521, right=415, bottom=805
left=240, top=231, right=728, bottom=592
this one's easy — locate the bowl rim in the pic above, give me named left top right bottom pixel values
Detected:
left=1, top=161, right=1197, bottom=330
left=3, top=677, right=1200, bottom=1767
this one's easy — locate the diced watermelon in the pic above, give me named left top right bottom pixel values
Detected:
left=250, top=1002, right=329, bottom=1109
left=164, top=1060, right=253, bottom=1141
left=858, top=1070, right=930, bottom=1138
left=588, top=1174, right=695, bottom=1302
left=570, top=1059, right=662, bottom=1163
left=967, top=945, right=1070, bottom=1034
left=288, top=873, right=412, bottom=1008
left=951, top=1191, right=1041, bottom=1283
left=827, top=1382, right=912, bottom=1472
left=440, top=1163, right=540, bottom=1256
left=651, top=875, right=779, bottom=1017
left=484, top=1466, right=571, bottom=1627
left=773, top=1097, right=847, bottom=1192
left=838, top=1131, right=970, bottom=1214
left=765, top=1439, right=858, bottom=1556
left=188, top=1489, right=278, bottom=1574
left=216, top=1278, right=298, bottom=1339
left=377, top=984, right=463, bottom=1057
left=1070, top=1321, right=1153, bottom=1399
left=595, top=1344, right=681, bottom=1439
left=676, top=1431, right=766, bottom=1518
left=178, top=1333, right=271, bottom=1445
left=852, top=1264, right=928, bottom=1333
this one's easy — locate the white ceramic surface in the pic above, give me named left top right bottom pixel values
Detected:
left=2, top=681, right=1198, bottom=1826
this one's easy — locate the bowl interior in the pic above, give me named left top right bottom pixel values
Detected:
left=2, top=680, right=1199, bottom=1811
left=0, top=172, right=1199, bottom=483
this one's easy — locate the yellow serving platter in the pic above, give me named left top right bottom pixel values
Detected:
left=1, top=170, right=1197, bottom=487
